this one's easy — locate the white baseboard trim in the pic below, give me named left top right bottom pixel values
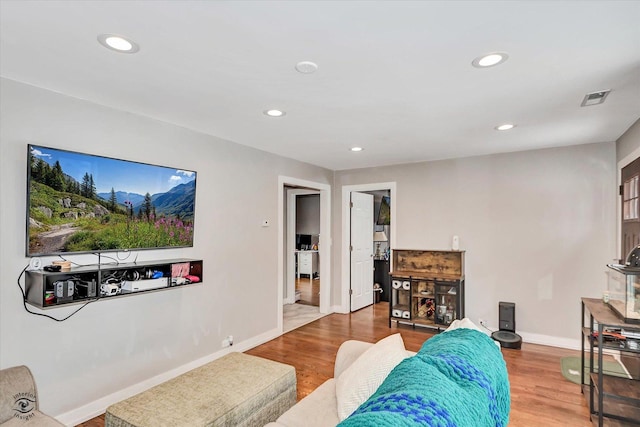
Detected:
left=481, top=323, right=593, bottom=352
left=331, top=304, right=348, bottom=314
left=55, top=327, right=281, bottom=426
left=518, top=331, right=582, bottom=350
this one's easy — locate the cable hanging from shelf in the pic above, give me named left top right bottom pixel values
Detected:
left=17, top=264, right=101, bottom=322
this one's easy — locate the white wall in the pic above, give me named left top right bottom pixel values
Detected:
left=616, top=118, right=640, bottom=162
left=333, top=142, right=617, bottom=346
left=0, top=78, right=332, bottom=422
left=295, top=194, right=320, bottom=236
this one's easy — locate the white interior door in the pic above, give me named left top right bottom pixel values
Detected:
left=350, top=192, right=374, bottom=311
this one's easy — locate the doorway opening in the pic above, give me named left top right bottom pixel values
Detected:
left=340, top=182, right=396, bottom=313
left=291, top=192, right=320, bottom=307
left=278, top=176, right=331, bottom=334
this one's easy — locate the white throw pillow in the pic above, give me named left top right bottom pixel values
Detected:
left=335, top=333, right=408, bottom=421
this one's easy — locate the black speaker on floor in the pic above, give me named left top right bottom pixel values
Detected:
left=492, top=301, right=522, bottom=350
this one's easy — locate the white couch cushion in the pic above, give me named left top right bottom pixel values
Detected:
left=444, top=317, right=483, bottom=333
left=268, top=379, right=340, bottom=427
left=335, top=333, right=407, bottom=421
left=445, top=317, right=501, bottom=348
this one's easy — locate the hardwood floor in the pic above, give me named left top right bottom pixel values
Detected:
left=79, top=302, right=594, bottom=426
left=295, top=277, right=319, bottom=306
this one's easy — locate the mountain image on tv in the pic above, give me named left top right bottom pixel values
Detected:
left=27, top=145, right=197, bottom=256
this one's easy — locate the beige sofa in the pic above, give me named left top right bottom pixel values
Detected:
left=266, top=319, right=504, bottom=427
left=0, top=365, right=64, bottom=426
left=265, top=339, right=388, bottom=427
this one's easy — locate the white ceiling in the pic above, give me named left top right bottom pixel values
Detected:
left=1, top=1, right=639, bottom=170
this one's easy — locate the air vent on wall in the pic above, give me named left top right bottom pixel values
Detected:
left=581, top=90, right=611, bottom=107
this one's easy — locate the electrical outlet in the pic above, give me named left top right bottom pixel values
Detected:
left=221, top=335, right=234, bottom=348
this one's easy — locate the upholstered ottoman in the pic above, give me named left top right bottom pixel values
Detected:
left=105, top=352, right=296, bottom=427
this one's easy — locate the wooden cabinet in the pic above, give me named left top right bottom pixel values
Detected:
left=389, top=249, right=464, bottom=330
left=581, top=298, right=640, bottom=426
left=25, top=259, right=203, bottom=308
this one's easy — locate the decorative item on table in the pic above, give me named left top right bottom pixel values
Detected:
left=452, top=235, right=459, bottom=251
left=184, top=274, right=200, bottom=283
left=622, top=328, right=640, bottom=339
left=417, top=298, right=427, bottom=318
left=44, top=291, right=55, bottom=304
left=436, top=296, right=447, bottom=323
left=171, top=262, right=190, bottom=278
left=373, top=231, right=388, bottom=258
left=416, top=281, right=429, bottom=295
left=51, top=260, right=71, bottom=272
left=590, top=330, right=626, bottom=343
left=445, top=301, right=455, bottom=325
left=445, top=312, right=453, bottom=325
left=172, top=276, right=187, bottom=285
left=417, top=297, right=435, bottom=318
left=373, top=283, right=382, bottom=303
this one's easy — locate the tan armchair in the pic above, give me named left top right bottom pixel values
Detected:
left=0, top=365, right=64, bottom=426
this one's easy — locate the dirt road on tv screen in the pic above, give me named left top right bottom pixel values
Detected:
left=30, top=224, right=79, bottom=255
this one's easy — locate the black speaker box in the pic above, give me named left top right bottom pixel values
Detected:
left=499, top=301, right=516, bottom=332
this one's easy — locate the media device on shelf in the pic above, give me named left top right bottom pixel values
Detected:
left=26, top=144, right=197, bottom=256
left=25, top=259, right=204, bottom=308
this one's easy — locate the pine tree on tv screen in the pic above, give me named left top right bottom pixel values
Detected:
left=26, top=145, right=197, bottom=256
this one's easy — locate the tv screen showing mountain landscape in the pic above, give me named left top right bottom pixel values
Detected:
left=26, top=144, right=197, bottom=256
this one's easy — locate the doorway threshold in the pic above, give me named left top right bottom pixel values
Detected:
left=283, top=303, right=327, bottom=333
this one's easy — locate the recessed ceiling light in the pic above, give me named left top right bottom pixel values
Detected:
left=472, top=52, right=509, bottom=68
left=350, top=147, right=363, bottom=152
left=495, top=123, right=516, bottom=131
left=97, top=34, right=140, bottom=53
left=295, top=61, right=318, bottom=74
left=581, top=90, right=611, bottom=107
left=264, top=109, right=286, bottom=117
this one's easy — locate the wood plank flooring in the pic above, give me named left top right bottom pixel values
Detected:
left=295, top=277, right=320, bottom=306
left=79, top=302, right=594, bottom=426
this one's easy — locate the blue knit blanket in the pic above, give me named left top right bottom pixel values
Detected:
left=338, top=328, right=510, bottom=427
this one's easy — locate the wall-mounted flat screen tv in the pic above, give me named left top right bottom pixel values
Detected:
left=26, top=144, right=197, bottom=256
left=376, top=195, right=390, bottom=225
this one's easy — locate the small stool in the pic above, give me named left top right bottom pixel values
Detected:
left=105, top=352, right=296, bottom=427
